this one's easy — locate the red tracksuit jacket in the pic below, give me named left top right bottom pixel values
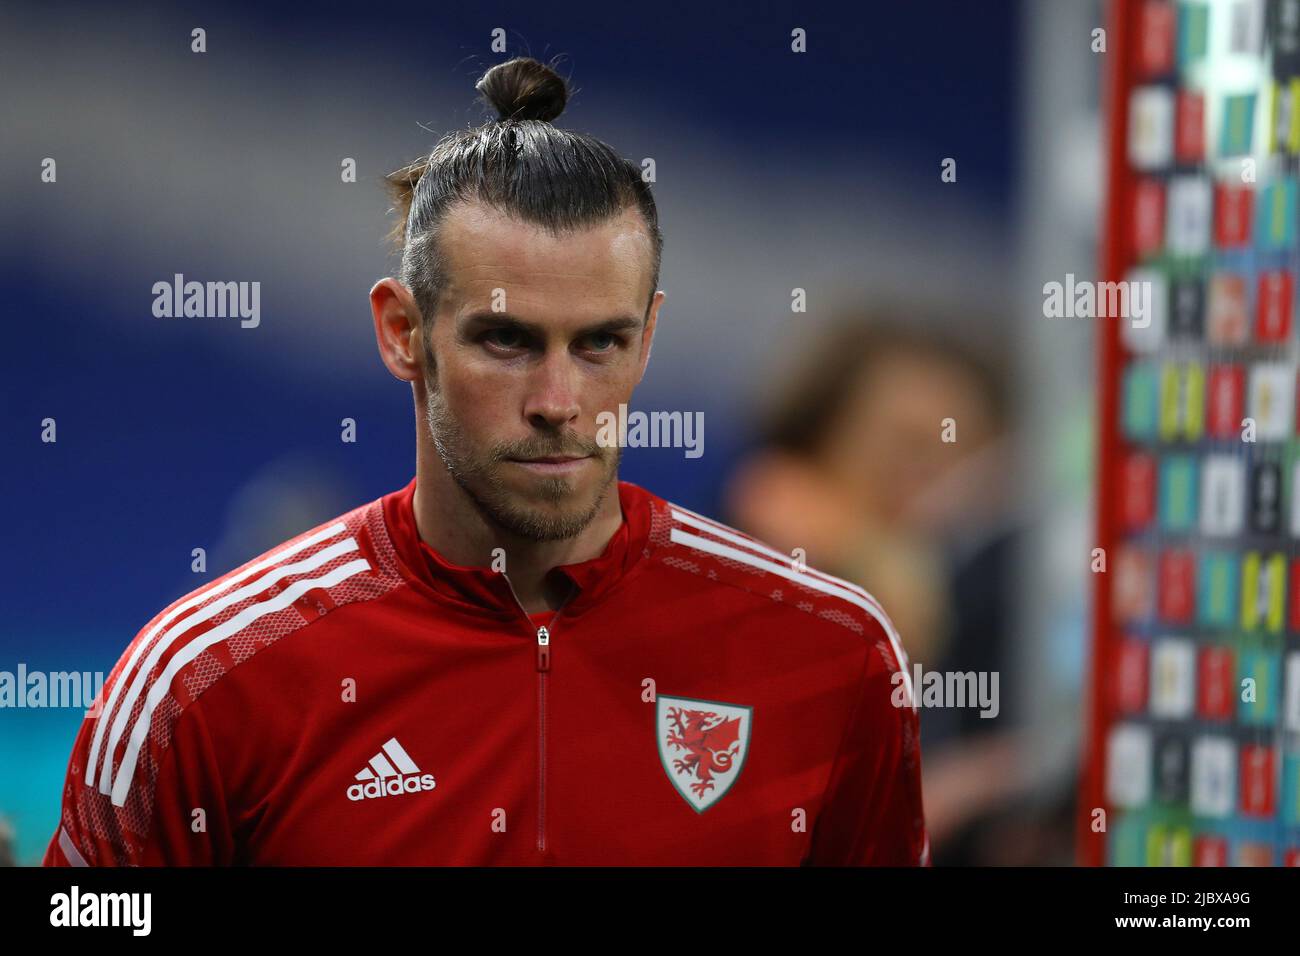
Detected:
left=43, top=477, right=929, bottom=865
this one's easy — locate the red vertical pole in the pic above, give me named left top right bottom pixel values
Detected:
left=1080, top=0, right=1141, bottom=867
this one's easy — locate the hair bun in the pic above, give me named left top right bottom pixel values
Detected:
left=476, top=57, right=568, bottom=123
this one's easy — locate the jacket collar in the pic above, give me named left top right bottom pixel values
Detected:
left=381, top=476, right=653, bottom=619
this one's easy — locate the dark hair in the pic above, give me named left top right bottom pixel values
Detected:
left=759, top=307, right=1012, bottom=458
left=384, top=56, right=664, bottom=328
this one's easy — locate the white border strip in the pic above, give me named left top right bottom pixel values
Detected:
left=669, top=506, right=889, bottom=616
left=669, top=506, right=907, bottom=668
left=97, top=536, right=360, bottom=794
left=58, top=826, right=88, bottom=867
left=669, top=526, right=913, bottom=703
left=109, top=557, right=371, bottom=806
left=86, top=521, right=349, bottom=787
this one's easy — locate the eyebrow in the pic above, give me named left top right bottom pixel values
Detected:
left=459, top=311, right=643, bottom=337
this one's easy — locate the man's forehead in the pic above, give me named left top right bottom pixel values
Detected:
left=439, top=202, right=650, bottom=313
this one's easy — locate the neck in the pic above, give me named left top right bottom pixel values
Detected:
left=412, top=445, right=624, bottom=614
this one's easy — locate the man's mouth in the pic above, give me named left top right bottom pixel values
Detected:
left=508, top=455, right=591, bottom=474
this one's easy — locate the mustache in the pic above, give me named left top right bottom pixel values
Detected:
left=497, top=437, right=601, bottom=461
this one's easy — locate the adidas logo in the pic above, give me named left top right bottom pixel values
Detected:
left=346, top=737, right=436, bottom=802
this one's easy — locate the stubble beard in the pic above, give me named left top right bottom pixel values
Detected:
left=423, top=363, right=621, bottom=542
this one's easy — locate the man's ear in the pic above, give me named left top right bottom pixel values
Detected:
left=638, top=290, right=665, bottom=385
left=370, top=277, right=423, bottom=383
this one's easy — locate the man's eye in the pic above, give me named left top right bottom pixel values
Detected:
left=484, top=328, right=526, bottom=350
left=585, top=332, right=620, bottom=352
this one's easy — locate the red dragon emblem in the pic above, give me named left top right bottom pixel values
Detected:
left=664, top=705, right=744, bottom=798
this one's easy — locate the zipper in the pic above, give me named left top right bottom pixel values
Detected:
left=501, top=574, right=576, bottom=855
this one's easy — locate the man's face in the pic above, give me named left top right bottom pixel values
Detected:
left=421, top=200, right=659, bottom=541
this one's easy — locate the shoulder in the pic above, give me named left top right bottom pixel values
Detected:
left=128, top=490, right=403, bottom=672
left=642, top=492, right=911, bottom=682
left=86, top=491, right=407, bottom=811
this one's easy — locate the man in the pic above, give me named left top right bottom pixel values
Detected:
left=43, top=56, right=928, bottom=866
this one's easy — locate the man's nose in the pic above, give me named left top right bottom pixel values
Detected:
left=522, top=350, right=582, bottom=429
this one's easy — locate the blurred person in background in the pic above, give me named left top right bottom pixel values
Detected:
left=725, top=307, right=1067, bottom=864
left=0, top=816, right=16, bottom=867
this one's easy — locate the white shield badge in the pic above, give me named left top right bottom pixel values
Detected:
left=657, top=695, right=752, bottom=812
